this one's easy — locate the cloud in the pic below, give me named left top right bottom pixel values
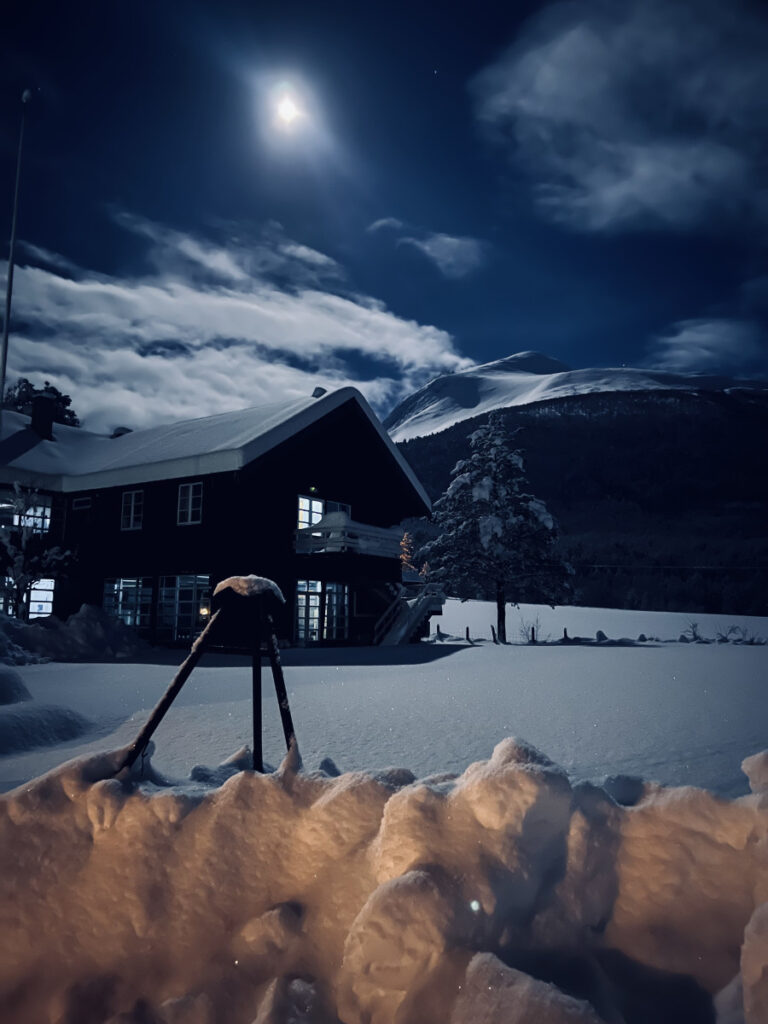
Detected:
left=367, top=217, right=404, bottom=233
left=3, top=218, right=471, bottom=433
left=113, top=212, right=344, bottom=287
left=368, top=217, right=486, bottom=278
left=471, top=0, right=768, bottom=233
left=398, top=233, right=485, bottom=279
left=646, top=318, right=767, bottom=375
left=16, top=243, right=82, bottom=277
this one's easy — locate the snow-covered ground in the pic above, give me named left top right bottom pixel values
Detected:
left=1, top=601, right=766, bottom=797
left=2, top=600, right=768, bottom=1022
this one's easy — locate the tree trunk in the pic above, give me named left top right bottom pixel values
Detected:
left=495, top=581, right=506, bottom=644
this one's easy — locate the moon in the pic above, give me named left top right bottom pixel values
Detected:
left=276, top=96, right=301, bottom=125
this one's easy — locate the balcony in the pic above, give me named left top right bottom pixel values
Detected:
left=295, top=511, right=401, bottom=559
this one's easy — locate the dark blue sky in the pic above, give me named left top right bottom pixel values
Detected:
left=2, top=0, right=767, bottom=430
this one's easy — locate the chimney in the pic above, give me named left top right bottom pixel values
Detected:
left=30, top=387, right=57, bottom=441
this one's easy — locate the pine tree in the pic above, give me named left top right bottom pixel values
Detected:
left=3, top=378, right=81, bottom=427
left=421, top=414, right=572, bottom=642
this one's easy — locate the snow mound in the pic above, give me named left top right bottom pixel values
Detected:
left=1, top=739, right=766, bottom=1023
left=213, top=574, right=286, bottom=603
left=0, top=702, right=92, bottom=755
left=0, top=605, right=149, bottom=663
left=0, top=666, right=32, bottom=704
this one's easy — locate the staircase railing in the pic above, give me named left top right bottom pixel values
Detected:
left=373, top=584, right=405, bottom=645
left=378, top=583, right=445, bottom=646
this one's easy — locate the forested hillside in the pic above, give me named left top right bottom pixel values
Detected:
left=397, top=389, right=768, bottom=615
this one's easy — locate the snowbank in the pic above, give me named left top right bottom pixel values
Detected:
left=0, top=664, right=92, bottom=757
left=1, top=738, right=766, bottom=1023
left=0, top=605, right=149, bottom=664
left=0, top=666, right=32, bottom=704
left=0, top=702, right=92, bottom=757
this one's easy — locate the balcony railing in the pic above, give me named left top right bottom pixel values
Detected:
left=295, top=511, right=401, bottom=559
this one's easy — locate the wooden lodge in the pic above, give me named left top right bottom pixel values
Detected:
left=0, top=387, right=442, bottom=645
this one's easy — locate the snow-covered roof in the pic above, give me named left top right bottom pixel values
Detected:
left=0, top=387, right=431, bottom=509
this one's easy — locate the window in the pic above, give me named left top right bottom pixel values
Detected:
left=296, top=580, right=349, bottom=642
left=323, top=582, right=350, bottom=640
left=103, top=577, right=153, bottom=629
left=157, top=575, right=210, bottom=642
left=28, top=578, right=54, bottom=619
left=178, top=482, right=203, bottom=525
left=297, top=495, right=351, bottom=529
left=298, top=495, right=324, bottom=530
left=1, top=576, right=55, bottom=619
left=121, top=490, right=143, bottom=530
left=4, top=494, right=52, bottom=533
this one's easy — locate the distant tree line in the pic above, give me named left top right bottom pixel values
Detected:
left=398, top=389, right=768, bottom=616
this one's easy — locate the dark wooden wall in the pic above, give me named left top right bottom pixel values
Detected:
left=54, top=399, right=425, bottom=641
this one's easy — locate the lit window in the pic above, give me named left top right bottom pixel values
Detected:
left=178, top=482, right=203, bottom=525
left=104, top=577, right=153, bottom=629
left=157, top=575, right=211, bottom=642
left=298, top=495, right=324, bottom=529
left=295, top=579, right=349, bottom=641
left=6, top=494, right=52, bottom=533
left=121, top=490, right=144, bottom=530
left=28, top=578, right=55, bottom=619
left=297, top=495, right=350, bottom=529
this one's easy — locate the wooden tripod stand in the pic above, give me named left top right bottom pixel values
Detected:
left=116, top=580, right=296, bottom=777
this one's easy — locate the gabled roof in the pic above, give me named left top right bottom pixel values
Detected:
left=0, top=387, right=431, bottom=510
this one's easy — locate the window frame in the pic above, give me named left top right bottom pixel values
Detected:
left=297, top=495, right=351, bottom=530
left=177, top=482, right=203, bottom=526
left=121, top=489, right=144, bottom=531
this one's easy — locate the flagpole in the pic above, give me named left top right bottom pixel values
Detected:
left=0, top=89, right=32, bottom=436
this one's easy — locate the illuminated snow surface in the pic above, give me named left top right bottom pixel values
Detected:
left=1, top=602, right=768, bottom=1022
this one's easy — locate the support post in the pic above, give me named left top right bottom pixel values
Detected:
left=252, top=601, right=263, bottom=772
left=266, top=613, right=296, bottom=751
left=116, top=608, right=222, bottom=775
left=491, top=625, right=498, bottom=644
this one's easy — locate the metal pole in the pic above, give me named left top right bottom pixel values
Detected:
left=0, top=90, right=32, bottom=437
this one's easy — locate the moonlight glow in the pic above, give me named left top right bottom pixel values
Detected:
left=276, top=95, right=301, bottom=125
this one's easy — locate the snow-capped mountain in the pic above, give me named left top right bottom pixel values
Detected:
left=385, top=351, right=768, bottom=441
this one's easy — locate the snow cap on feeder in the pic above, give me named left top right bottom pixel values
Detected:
left=213, top=575, right=285, bottom=603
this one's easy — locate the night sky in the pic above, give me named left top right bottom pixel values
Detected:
left=2, top=0, right=768, bottom=432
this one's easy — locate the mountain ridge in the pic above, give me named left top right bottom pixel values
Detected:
left=385, top=351, right=768, bottom=441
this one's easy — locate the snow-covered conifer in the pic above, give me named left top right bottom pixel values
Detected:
left=421, top=414, right=571, bottom=642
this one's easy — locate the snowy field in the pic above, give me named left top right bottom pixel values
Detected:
left=1, top=600, right=766, bottom=796
left=3, top=600, right=768, bottom=1023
